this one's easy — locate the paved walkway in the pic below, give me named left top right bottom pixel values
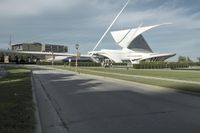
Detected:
left=0, top=67, right=6, bottom=78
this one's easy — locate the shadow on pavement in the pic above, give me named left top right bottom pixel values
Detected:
left=33, top=70, right=200, bottom=133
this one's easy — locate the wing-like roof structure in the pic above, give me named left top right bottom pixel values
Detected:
left=111, top=23, right=171, bottom=52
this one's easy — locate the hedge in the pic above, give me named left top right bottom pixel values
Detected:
left=36, top=61, right=101, bottom=67
left=133, top=62, right=189, bottom=69
left=67, top=62, right=101, bottom=67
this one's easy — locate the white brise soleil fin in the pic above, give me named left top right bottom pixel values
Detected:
left=91, top=0, right=130, bottom=51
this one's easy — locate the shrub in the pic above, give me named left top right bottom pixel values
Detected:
left=133, top=62, right=189, bottom=69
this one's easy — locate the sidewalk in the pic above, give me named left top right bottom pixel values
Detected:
left=0, top=67, right=6, bottom=78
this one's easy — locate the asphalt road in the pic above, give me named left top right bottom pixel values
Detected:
left=32, top=67, right=200, bottom=133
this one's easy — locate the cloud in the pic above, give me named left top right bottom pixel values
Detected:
left=0, top=0, right=200, bottom=60
left=117, top=2, right=200, bottom=29
left=0, top=0, right=79, bottom=17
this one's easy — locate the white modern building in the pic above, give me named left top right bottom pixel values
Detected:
left=89, top=23, right=175, bottom=64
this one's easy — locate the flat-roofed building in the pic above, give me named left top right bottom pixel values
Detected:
left=45, top=44, right=68, bottom=53
left=12, top=43, right=68, bottom=53
left=11, top=42, right=68, bottom=62
left=12, top=42, right=42, bottom=51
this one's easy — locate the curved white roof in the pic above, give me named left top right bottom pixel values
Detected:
left=111, top=23, right=171, bottom=48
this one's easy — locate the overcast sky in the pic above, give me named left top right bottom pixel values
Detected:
left=0, top=0, right=200, bottom=61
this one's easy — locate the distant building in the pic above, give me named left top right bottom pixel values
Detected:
left=12, top=42, right=42, bottom=51
left=12, top=42, right=68, bottom=53
left=45, top=44, right=68, bottom=53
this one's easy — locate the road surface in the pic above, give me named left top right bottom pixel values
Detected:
left=32, top=67, right=200, bottom=133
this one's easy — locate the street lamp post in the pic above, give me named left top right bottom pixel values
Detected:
left=75, top=44, right=79, bottom=72
left=51, top=45, right=54, bottom=66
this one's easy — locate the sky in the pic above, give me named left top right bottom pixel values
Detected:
left=0, top=0, right=200, bottom=61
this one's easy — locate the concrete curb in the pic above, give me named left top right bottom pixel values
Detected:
left=32, top=70, right=69, bottom=133
left=31, top=72, right=43, bottom=133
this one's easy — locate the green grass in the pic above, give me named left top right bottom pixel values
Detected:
left=86, top=67, right=200, bottom=82
left=0, top=67, right=35, bottom=133
left=53, top=66, right=200, bottom=93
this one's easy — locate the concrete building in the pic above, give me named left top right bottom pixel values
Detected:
left=12, top=42, right=68, bottom=53
left=45, top=44, right=68, bottom=53
left=10, top=42, right=69, bottom=62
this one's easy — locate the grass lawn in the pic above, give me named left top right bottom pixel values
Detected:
left=53, top=66, right=200, bottom=93
left=86, top=67, right=200, bottom=82
left=0, top=67, right=35, bottom=133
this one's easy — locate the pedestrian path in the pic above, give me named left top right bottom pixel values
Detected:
left=0, top=67, right=6, bottom=78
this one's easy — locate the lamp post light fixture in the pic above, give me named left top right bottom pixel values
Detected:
left=75, top=44, right=79, bottom=72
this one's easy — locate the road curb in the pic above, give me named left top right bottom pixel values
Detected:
left=31, top=72, right=43, bottom=133
left=32, top=70, right=69, bottom=133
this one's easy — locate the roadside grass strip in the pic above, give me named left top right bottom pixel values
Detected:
left=80, top=69, right=200, bottom=93
left=81, top=69, right=200, bottom=85
left=0, top=67, right=35, bottom=133
left=87, top=67, right=200, bottom=82
left=54, top=66, right=200, bottom=93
